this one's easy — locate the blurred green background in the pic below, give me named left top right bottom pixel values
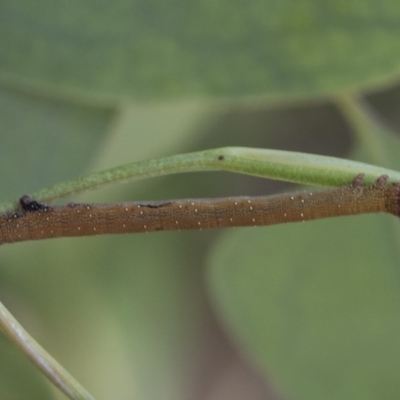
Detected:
left=2, top=1, right=400, bottom=399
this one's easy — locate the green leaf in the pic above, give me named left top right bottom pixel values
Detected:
left=208, top=215, right=400, bottom=400
left=0, top=86, right=114, bottom=198
left=2, top=1, right=400, bottom=99
left=207, top=97, right=400, bottom=400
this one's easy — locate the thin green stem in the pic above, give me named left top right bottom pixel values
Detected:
left=1, top=147, right=399, bottom=214
left=337, top=95, right=400, bottom=282
left=337, top=95, right=394, bottom=164
left=0, top=300, right=94, bottom=400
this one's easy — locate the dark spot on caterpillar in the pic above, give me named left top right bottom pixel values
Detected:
left=19, top=195, right=50, bottom=212
left=218, top=155, right=225, bottom=161
left=137, top=201, right=172, bottom=209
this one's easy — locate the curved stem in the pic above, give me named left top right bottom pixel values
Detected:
left=0, top=300, right=94, bottom=400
